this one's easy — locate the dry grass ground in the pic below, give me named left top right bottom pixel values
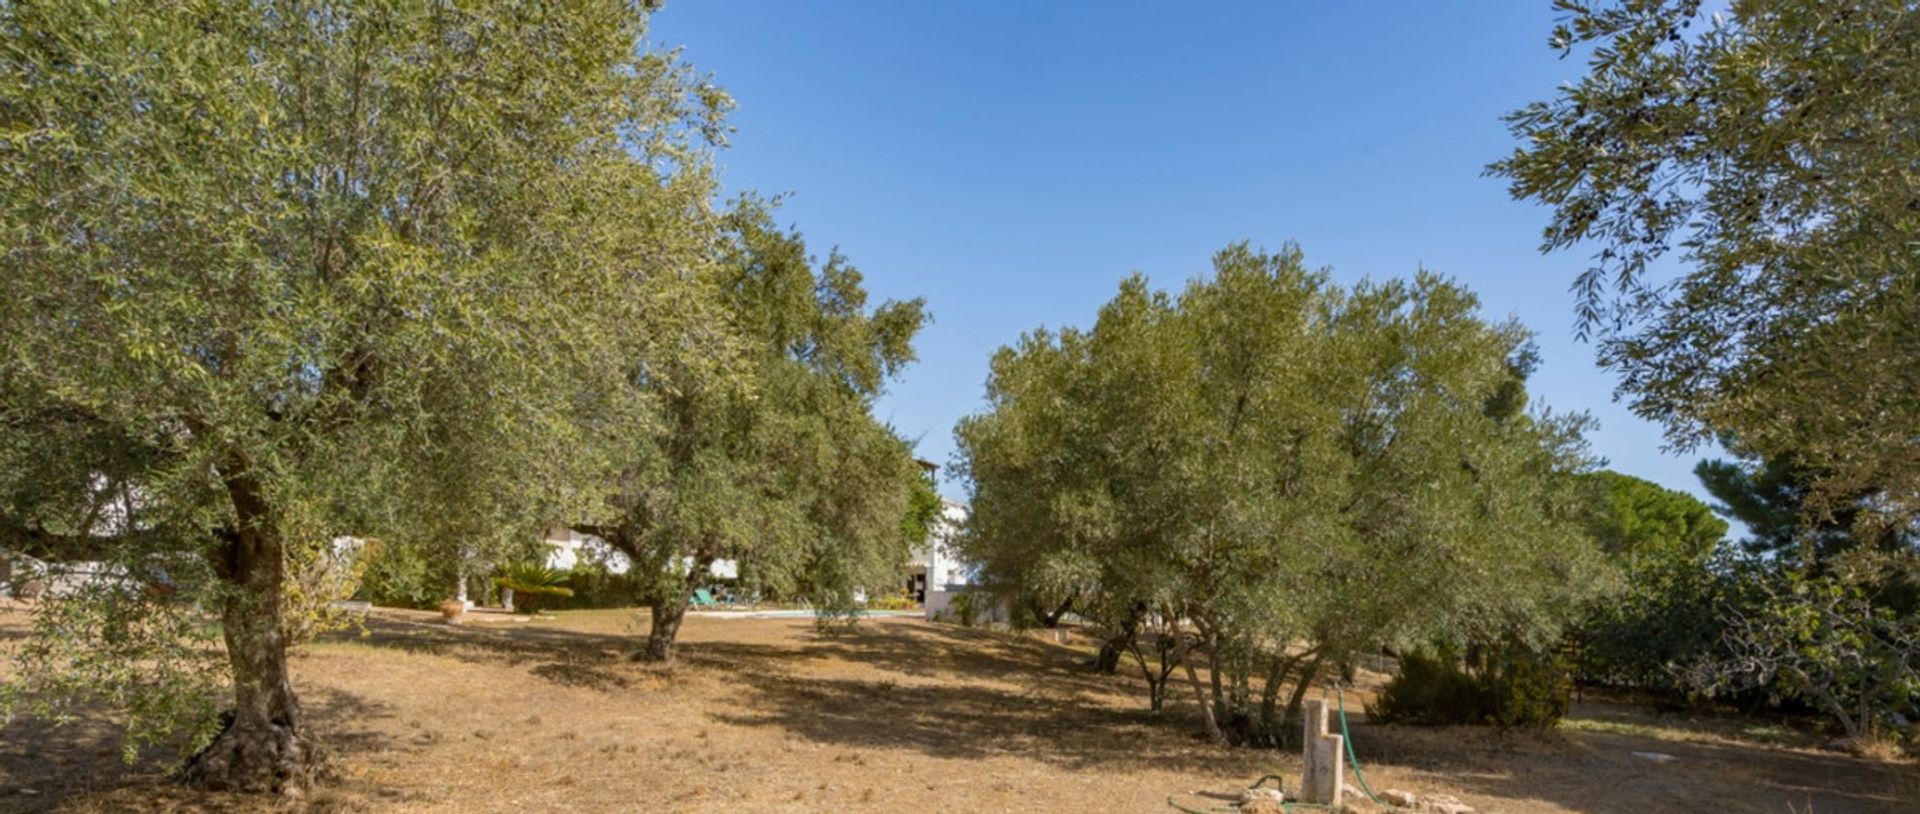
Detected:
left=1, top=599, right=1913, bottom=813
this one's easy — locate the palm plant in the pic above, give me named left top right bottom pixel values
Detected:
left=493, top=562, right=575, bottom=612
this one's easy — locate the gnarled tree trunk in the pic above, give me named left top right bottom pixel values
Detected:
left=1095, top=636, right=1124, bottom=674
left=1028, top=592, right=1077, bottom=628
left=637, top=551, right=713, bottom=663
left=1095, top=601, right=1145, bottom=674
left=180, top=472, right=322, bottom=794
left=1174, top=619, right=1227, bottom=745
left=1277, top=650, right=1327, bottom=748
left=1257, top=649, right=1307, bottom=744
left=642, top=594, right=688, bottom=662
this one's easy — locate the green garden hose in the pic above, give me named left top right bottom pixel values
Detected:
left=1335, top=684, right=1389, bottom=807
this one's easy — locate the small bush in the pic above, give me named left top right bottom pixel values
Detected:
left=559, top=565, right=645, bottom=609
left=951, top=591, right=981, bottom=626
left=1846, top=733, right=1906, bottom=761
left=1485, top=647, right=1572, bottom=729
left=866, top=592, right=919, bottom=611
left=1372, top=650, right=1493, bottom=726
left=1372, top=645, right=1569, bottom=730
left=355, top=541, right=455, bottom=610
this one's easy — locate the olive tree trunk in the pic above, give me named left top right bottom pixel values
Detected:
left=1174, top=620, right=1227, bottom=745
left=1257, top=650, right=1305, bottom=743
left=179, top=473, right=321, bottom=793
left=636, top=551, right=713, bottom=664
left=642, top=594, right=688, bottom=662
left=1095, top=636, right=1124, bottom=673
left=1096, top=601, right=1145, bottom=674
left=1277, top=651, right=1327, bottom=748
left=1028, top=592, right=1076, bottom=628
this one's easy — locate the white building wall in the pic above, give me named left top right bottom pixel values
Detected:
left=540, top=528, right=738, bottom=580
left=542, top=528, right=633, bottom=574
left=925, top=500, right=970, bottom=588
left=922, top=501, right=997, bottom=621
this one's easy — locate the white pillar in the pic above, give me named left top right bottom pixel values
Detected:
left=455, top=546, right=475, bottom=608
left=1301, top=698, right=1345, bottom=805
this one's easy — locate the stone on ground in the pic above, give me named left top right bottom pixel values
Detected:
left=1416, top=793, right=1475, bottom=814
left=1239, top=786, right=1286, bottom=805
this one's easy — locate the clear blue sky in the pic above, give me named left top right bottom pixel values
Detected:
left=647, top=1, right=1724, bottom=505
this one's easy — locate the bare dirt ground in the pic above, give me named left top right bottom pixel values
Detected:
left=1, top=600, right=1913, bottom=813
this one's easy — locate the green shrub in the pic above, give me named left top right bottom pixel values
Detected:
left=946, top=591, right=979, bottom=626
left=355, top=541, right=455, bottom=610
left=1371, top=649, right=1493, bottom=726
left=1574, top=552, right=1728, bottom=695
left=1482, top=647, right=1572, bottom=729
left=560, top=564, right=643, bottom=609
left=1372, top=644, right=1569, bottom=730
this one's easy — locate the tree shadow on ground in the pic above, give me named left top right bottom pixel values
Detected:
left=329, top=611, right=1915, bottom=812
left=1343, top=715, right=1914, bottom=814
left=691, top=622, right=1272, bottom=776
left=339, top=613, right=639, bottom=666
left=707, top=621, right=1914, bottom=811
left=342, top=612, right=1268, bottom=776
left=778, top=620, right=1109, bottom=686
left=339, top=611, right=1098, bottom=696
left=335, top=612, right=775, bottom=691
left=706, top=667, right=1256, bottom=775
left=0, top=685, right=397, bottom=814
left=0, top=713, right=154, bottom=813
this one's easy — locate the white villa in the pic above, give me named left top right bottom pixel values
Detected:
left=904, top=498, right=969, bottom=603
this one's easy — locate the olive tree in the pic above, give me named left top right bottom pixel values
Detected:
left=956, top=244, right=1605, bottom=745
left=0, top=0, right=725, bottom=791
left=573, top=197, right=929, bottom=663
left=1495, top=1, right=1920, bottom=743
left=1492, top=0, right=1920, bottom=529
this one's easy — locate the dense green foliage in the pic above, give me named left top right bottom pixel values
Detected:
left=1372, top=645, right=1570, bottom=730
left=1684, top=559, right=1920, bottom=743
left=557, top=562, right=648, bottom=611
left=575, top=197, right=929, bottom=661
left=1574, top=471, right=1729, bottom=691
left=354, top=539, right=456, bottom=611
left=1586, top=471, right=1726, bottom=569
left=1681, top=451, right=1919, bottom=744
left=1373, top=651, right=1492, bottom=727
left=1697, top=452, right=1916, bottom=566
left=955, top=244, right=1606, bottom=744
left=0, top=0, right=728, bottom=788
left=1492, top=0, right=1920, bottom=529
left=1497, top=0, right=1920, bottom=751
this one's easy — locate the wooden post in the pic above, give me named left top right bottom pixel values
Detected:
left=1301, top=698, right=1346, bottom=804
